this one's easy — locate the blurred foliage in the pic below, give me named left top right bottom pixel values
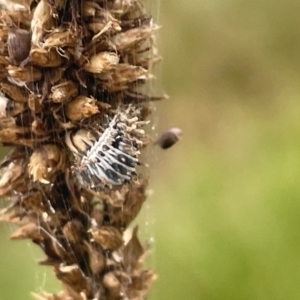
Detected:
left=2, top=0, right=300, bottom=299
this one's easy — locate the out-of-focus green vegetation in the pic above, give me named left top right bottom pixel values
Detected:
left=2, top=0, right=300, bottom=299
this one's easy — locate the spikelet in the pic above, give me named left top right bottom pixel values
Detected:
left=0, top=0, right=162, bottom=299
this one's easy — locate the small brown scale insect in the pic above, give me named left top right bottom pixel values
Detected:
left=154, top=127, right=182, bottom=149
left=66, top=105, right=148, bottom=191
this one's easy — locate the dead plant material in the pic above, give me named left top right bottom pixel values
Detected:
left=0, top=0, right=161, bottom=298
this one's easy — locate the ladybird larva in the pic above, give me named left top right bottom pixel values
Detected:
left=65, top=106, right=148, bottom=191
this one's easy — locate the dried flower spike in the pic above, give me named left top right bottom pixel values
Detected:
left=66, top=106, right=147, bottom=191
left=0, top=0, right=162, bottom=298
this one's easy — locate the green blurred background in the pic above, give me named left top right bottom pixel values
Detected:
left=2, top=0, right=300, bottom=299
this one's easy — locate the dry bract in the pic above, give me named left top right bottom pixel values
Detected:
left=3, top=0, right=33, bottom=11
left=31, top=118, right=46, bottom=135
left=104, top=179, right=148, bottom=228
left=7, top=27, right=31, bottom=65
left=44, top=28, right=78, bottom=49
left=29, top=47, right=63, bottom=67
left=112, top=25, right=160, bottom=50
left=62, top=220, right=85, bottom=244
left=85, top=9, right=120, bottom=33
left=56, top=265, right=92, bottom=295
left=0, top=54, right=8, bottom=65
left=0, top=83, right=28, bottom=102
left=0, top=95, right=26, bottom=116
left=82, top=1, right=101, bottom=17
left=66, top=96, right=99, bottom=121
left=99, top=64, right=148, bottom=91
left=51, top=80, right=78, bottom=103
left=124, top=227, right=144, bottom=270
left=4, top=9, right=31, bottom=26
left=90, top=226, right=123, bottom=250
left=28, top=93, right=42, bottom=112
left=88, top=19, right=121, bottom=36
left=0, top=95, right=9, bottom=117
left=0, top=118, right=31, bottom=145
left=7, top=65, right=42, bottom=83
left=83, top=52, right=119, bottom=73
left=0, top=160, right=24, bottom=196
left=10, top=222, right=43, bottom=240
left=103, top=272, right=121, bottom=299
left=85, top=241, right=106, bottom=274
left=28, top=144, right=66, bottom=183
left=21, top=189, right=47, bottom=213
left=110, top=0, right=140, bottom=17
left=31, top=0, right=53, bottom=46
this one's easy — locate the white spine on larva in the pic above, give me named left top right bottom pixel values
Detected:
left=65, top=105, right=147, bottom=190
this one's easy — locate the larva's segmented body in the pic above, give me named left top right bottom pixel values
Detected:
left=65, top=105, right=148, bottom=191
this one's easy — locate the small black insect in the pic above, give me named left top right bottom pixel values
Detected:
left=65, top=106, right=147, bottom=191
left=154, top=127, right=182, bottom=149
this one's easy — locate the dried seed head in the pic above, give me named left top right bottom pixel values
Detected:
left=65, top=96, right=99, bottom=121
left=83, top=52, right=119, bottom=74
left=84, top=241, right=106, bottom=274
left=82, top=1, right=102, bottom=17
left=112, top=24, right=159, bottom=50
left=90, top=226, right=123, bottom=250
left=105, top=179, right=148, bottom=228
left=65, top=129, right=95, bottom=154
left=0, top=94, right=26, bottom=117
left=44, top=28, right=78, bottom=49
left=31, top=118, right=46, bottom=135
left=88, top=19, right=121, bottom=37
left=28, top=144, right=66, bottom=184
left=102, top=272, right=121, bottom=298
left=50, top=80, right=78, bottom=103
left=0, top=160, right=24, bottom=197
left=62, top=220, right=85, bottom=244
left=5, top=10, right=31, bottom=27
left=0, top=55, right=8, bottom=67
left=0, top=83, right=28, bottom=102
left=21, top=189, right=46, bottom=213
left=55, top=265, right=91, bottom=295
left=7, top=65, right=42, bottom=85
left=154, top=127, right=182, bottom=149
left=0, top=117, right=31, bottom=146
left=110, top=0, right=140, bottom=17
left=98, top=64, right=148, bottom=91
left=28, top=93, right=42, bottom=113
left=98, top=64, right=148, bottom=92
left=7, top=27, right=31, bottom=65
left=0, top=0, right=160, bottom=298
left=31, top=0, right=53, bottom=46
left=29, top=47, right=63, bottom=67
left=85, top=9, right=120, bottom=34
left=10, top=223, right=43, bottom=240
left=4, top=0, right=33, bottom=11
left=123, top=226, right=144, bottom=270
left=0, top=95, right=9, bottom=117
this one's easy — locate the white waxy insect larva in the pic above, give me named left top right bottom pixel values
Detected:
left=65, top=105, right=147, bottom=190
left=100, top=158, right=131, bottom=181
left=102, top=149, right=136, bottom=172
